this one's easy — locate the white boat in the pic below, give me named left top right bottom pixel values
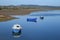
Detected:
left=12, top=24, right=22, bottom=33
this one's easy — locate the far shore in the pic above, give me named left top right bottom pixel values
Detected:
left=0, top=9, right=60, bottom=16
left=0, top=5, right=60, bottom=22
left=0, top=9, right=41, bottom=15
left=0, top=5, right=60, bottom=15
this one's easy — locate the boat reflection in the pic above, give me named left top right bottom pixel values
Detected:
left=12, top=30, right=22, bottom=38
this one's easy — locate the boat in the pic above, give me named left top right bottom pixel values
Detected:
left=27, top=18, right=37, bottom=22
left=40, top=16, right=44, bottom=19
left=12, top=24, right=22, bottom=33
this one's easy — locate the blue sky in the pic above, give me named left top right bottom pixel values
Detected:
left=0, top=0, right=60, bottom=6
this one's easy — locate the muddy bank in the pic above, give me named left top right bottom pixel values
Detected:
left=0, top=15, right=16, bottom=22
left=0, top=9, right=41, bottom=15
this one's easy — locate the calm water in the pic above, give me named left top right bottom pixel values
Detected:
left=0, top=10, right=60, bottom=40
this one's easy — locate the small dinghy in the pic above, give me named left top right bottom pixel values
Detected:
left=27, top=18, right=37, bottom=22
left=12, top=24, right=22, bottom=33
left=40, top=16, right=44, bottom=19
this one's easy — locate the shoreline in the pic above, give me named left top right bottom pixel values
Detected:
left=0, top=9, right=42, bottom=15
left=0, top=15, right=17, bottom=22
left=0, top=5, right=60, bottom=22
left=0, top=9, right=60, bottom=15
left=0, top=9, right=60, bottom=22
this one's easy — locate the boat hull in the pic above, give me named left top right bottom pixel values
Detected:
left=27, top=18, right=37, bottom=22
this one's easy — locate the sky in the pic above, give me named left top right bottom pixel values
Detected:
left=0, top=0, right=60, bottom=6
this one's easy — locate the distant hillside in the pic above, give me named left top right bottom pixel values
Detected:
left=19, top=5, right=60, bottom=10
left=20, top=5, right=60, bottom=8
left=0, top=5, right=60, bottom=9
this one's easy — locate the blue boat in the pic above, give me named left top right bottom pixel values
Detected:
left=27, top=18, right=37, bottom=22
